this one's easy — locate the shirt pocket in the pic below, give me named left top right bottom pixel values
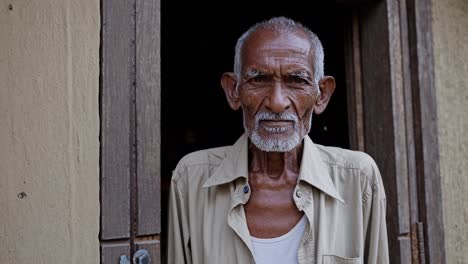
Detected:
left=322, top=255, right=360, bottom=264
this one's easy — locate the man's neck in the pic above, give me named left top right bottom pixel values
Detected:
left=248, top=141, right=303, bottom=182
left=244, top=140, right=305, bottom=238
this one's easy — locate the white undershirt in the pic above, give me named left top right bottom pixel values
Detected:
left=251, top=216, right=307, bottom=264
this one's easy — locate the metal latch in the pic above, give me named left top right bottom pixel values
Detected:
left=120, top=249, right=151, bottom=264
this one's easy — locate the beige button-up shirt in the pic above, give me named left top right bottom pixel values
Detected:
left=168, top=134, right=389, bottom=264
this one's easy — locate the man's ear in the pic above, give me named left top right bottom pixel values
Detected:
left=221, top=72, right=241, bottom=111
left=314, top=76, right=336, bottom=114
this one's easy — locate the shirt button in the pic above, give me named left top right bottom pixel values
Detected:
left=296, top=190, right=302, bottom=198
left=243, top=185, right=250, bottom=194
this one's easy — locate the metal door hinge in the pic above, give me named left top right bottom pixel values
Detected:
left=120, top=249, right=151, bottom=264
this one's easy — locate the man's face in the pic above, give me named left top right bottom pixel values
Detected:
left=237, top=30, right=320, bottom=152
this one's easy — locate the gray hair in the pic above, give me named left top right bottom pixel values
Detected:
left=233, top=17, right=324, bottom=84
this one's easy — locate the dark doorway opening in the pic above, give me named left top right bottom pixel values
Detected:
left=161, top=1, right=349, bottom=259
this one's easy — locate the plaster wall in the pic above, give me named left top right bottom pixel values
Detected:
left=432, top=0, right=468, bottom=262
left=0, top=1, right=100, bottom=263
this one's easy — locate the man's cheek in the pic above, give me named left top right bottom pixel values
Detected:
left=240, top=96, right=258, bottom=109
left=298, top=104, right=314, bottom=120
left=242, top=109, right=256, bottom=129
left=241, top=101, right=259, bottom=119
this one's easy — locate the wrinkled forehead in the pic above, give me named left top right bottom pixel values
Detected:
left=241, top=29, right=315, bottom=68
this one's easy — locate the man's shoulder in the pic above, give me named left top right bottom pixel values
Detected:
left=176, top=145, right=231, bottom=167
left=171, top=145, right=232, bottom=182
left=314, top=143, right=385, bottom=199
left=314, top=144, right=382, bottom=182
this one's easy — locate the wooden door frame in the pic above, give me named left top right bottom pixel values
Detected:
left=99, top=0, right=161, bottom=263
left=98, top=0, right=446, bottom=263
left=344, top=0, right=446, bottom=263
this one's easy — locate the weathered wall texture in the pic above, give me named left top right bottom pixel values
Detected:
left=432, top=0, right=468, bottom=262
left=0, top=1, right=100, bottom=263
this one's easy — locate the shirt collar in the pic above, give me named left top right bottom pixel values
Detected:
left=202, top=134, right=249, bottom=188
left=202, top=133, right=344, bottom=202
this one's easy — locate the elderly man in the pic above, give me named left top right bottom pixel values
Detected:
left=168, top=17, right=388, bottom=264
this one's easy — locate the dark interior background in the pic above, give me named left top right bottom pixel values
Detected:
left=161, top=0, right=349, bottom=258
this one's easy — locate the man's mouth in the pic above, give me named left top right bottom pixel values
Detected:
left=258, top=120, right=295, bottom=134
left=259, top=120, right=294, bottom=126
left=253, top=111, right=299, bottom=134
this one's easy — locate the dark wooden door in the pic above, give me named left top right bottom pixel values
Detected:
left=344, top=0, right=446, bottom=263
left=100, top=0, right=161, bottom=262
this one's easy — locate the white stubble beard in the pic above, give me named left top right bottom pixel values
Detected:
left=244, top=111, right=312, bottom=152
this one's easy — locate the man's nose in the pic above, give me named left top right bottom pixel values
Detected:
left=265, top=82, right=291, bottom=113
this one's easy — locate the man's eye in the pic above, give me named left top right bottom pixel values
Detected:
left=251, top=75, right=267, bottom=83
left=287, top=76, right=308, bottom=84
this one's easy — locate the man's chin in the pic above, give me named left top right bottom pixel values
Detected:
left=249, top=131, right=301, bottom=152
